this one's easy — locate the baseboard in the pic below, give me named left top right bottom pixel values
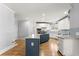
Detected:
left=0, top=43, right=17, bottom=55
left=50, top=37, right=58, bottom=40
left=58, top=50, right=64, bottom=56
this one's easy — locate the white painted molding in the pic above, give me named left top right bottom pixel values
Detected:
left=0, top=43, right=17, bottom=55
left=0, top=3, right=15, bottom=14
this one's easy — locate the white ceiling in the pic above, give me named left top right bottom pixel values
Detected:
left=5, top=3, right=71, bottom=22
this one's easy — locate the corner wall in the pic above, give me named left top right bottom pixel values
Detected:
left=0, top=4, right=18, bottom=53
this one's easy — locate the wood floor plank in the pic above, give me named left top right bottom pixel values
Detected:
left=0, top=38, right=62, bottom=56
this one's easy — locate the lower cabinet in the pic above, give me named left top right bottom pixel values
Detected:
left=58, top=38, right=74, bottom=56
left=25, top=38, right=40, bottom=56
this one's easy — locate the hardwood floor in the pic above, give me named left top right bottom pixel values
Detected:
left=1, top=39, right=25, bottom=56
left=0, top=38, right=62, bottom=56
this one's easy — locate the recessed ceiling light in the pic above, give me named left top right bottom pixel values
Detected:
left=64, top=10, right=68, bottom=15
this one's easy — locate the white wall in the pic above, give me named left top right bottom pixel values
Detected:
left=70, top=4, right=79, bottom=28
left=18, top=20, right=34, bottom=38
left=69, top=4, right=79, bottom=39
left=0, top=4, right=18, bottom=50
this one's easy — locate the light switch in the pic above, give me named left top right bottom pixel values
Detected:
left=31, top=42, right=34, bottom=46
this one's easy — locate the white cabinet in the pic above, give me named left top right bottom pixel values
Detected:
left=58, top=38, right=73, bottom=56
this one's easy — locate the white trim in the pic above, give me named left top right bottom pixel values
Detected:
left=0, top=3, right=15, bottom=14
left=0, top=43, right=17, bottom=55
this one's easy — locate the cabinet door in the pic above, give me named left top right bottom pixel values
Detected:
left=25, top=39, right=40, bottom=56
left=58, top=38, right=64, bottom=54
